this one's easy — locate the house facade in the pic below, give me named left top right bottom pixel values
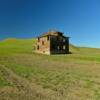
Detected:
left=35, top=31, right=69, bottom=55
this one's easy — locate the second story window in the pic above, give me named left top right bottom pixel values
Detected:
left=38, top=37, right=40, bottom=42
left=47, top=36, right=49, bottom=40
left=57, top=36, right=59, bottom=41
left=63, top=38, right=66, bottom=42
left=42, top=41, right=44, bottom=45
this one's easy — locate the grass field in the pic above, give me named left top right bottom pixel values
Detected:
left=1, top=38, right=100, bottom=100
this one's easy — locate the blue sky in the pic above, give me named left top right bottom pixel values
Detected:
left=0, top=0, right=100, bottom=47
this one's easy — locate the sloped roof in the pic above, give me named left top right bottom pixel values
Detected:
left=39, top=31, right=64, bottom=37
left=38, top=31, right=69, bottom=39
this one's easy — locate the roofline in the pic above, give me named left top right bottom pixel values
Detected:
left=37, top=35, right=70, bottom=38
left=37, top=31, right=70, bottom=38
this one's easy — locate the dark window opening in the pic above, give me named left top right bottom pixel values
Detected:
left=37, top=45, right=39, bottom=50
left=42, top=41, right=44, bottom=45
left=57, top=36, right=59, bottom=40
left=47, top=36, right=49, bottom=40
left=38, top=37, right=40, bottom=42
left=59, top=46, right=62, bottom=50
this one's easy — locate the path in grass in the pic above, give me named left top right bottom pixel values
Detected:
left=0, top=64, right=65, bottom=100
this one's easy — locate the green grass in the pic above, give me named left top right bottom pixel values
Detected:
left=0, top=74, right=11, bottom=87
left=1, top=38, right=100, bottom=100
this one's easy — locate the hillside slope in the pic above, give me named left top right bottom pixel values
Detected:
left=0, top=38, right=100, bottom=100
left=0, top=38, right=80, bottom=54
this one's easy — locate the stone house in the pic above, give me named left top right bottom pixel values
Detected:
left=35, top=31, right=69, bottom=55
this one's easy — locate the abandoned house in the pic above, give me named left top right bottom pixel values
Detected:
left=35, top=31, right=69, bottom=55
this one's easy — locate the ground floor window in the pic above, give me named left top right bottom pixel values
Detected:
left=57, top=46, right=60, bottom=50
left=63, top=45, right=66, bottom=50
left=37, top=45, right=39, bottom=50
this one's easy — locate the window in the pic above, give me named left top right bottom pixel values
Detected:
left=37, top=45, right=39, bottom=50
left=58, top=46, right=62, bottom=50
left=63, top=39, right=66, bottom=42
left=38, top=37, right=40, bottom=42
left=57, top=46, right=60, bottom=50
left=42, top=41, right=44, bottom=45
left=63, top=45, right=66, bottom=50
left=47, top=36, right=49, bottom=40
left=57, top=36, right=59, bottom=40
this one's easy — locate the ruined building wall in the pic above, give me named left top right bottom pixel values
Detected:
left=36, top=36, right=51, bottom=54
left=50, top=35, right=69, bottom=54
left=35, top=31, right=69, bottom=55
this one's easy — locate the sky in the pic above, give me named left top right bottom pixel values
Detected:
left=0, top=0, right=100, bottom=47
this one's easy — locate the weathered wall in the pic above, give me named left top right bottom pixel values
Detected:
left=36, top=36, right=50, bottom=54
left=35, top=31, right=69, bottom=55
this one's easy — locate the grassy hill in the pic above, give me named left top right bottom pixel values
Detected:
left=1, top=38, right=100, bottom=100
